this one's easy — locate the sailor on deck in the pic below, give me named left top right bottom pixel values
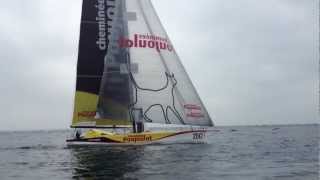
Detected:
left=133, top=108, right=144, bottom=133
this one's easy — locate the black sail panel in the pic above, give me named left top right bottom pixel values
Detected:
left=77, top=0, right=107, bottom=93
left=72, top=0, right=131, bottom=127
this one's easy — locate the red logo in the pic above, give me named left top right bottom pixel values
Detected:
left=184, top=104, right=205, bottom=118
left=78, top=111, right=96, bottom=117
left=119, top=34, right=173, bottom=52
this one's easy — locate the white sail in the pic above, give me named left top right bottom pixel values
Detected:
left=124, top=0, right=213, bottom=126
left=72, top=0, right=213, bottom=128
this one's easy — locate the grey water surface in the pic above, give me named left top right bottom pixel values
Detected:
left=0, top=125, right=318, bottom=180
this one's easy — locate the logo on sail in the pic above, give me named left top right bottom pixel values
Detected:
left=119, top=34, right=173, bottom=52
left=95, top=0, right=115, bottom=51
left=78, top=111, right=97, bottom=118
left=184, top=104, right=205, bottom=118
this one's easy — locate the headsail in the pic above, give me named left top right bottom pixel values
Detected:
left=72, top=0, right=213, bottom=128
left=125, top=0, right=213, bottom=126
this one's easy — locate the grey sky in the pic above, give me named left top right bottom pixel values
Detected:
left=0, top=0, right=318, bottom=130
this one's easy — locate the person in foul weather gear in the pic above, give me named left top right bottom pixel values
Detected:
left=75, top=129, right=81, bottom=139
left=133, top=108, right=144, bottom=133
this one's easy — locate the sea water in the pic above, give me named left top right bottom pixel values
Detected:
left=0, top=125, right=318, bottom=180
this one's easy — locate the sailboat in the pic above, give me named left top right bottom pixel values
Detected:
left=66, top=0, right=214, bottom=145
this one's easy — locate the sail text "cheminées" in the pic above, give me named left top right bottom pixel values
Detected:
left=95, top=0, right=115, bottom=50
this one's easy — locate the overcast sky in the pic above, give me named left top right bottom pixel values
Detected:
left=0, top=0, right=318, bottom=130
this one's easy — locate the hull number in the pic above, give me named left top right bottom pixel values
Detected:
left=193, top=132, right=205, bottom=140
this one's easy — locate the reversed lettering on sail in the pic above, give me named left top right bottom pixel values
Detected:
left=124, top=0, right=213, bottom=126
left=72, top=0, right=213, bottom=128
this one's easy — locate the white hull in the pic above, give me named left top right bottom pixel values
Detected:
left=67, top=129, right=208, bottom=146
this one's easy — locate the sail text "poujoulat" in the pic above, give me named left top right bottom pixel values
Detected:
left=119, top=34, right=174, bottom=52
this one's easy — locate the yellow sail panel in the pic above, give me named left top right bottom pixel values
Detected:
left=72, top=91, right=131, bottom=127
left=72, top=91, right=99, bottom=126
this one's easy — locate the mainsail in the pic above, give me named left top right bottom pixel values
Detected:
left=72, top=0, right=213, bottom=128
left=72, top=0, right=131, bottom=127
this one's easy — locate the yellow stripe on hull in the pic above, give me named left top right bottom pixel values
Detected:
left=67, top=129, right=207, bottom=144
left=84, top=129, right=181, bottom=143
